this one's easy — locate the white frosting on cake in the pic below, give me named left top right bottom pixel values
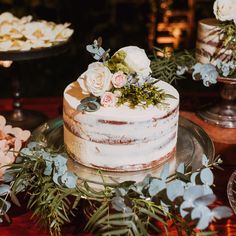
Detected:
left=63, top=80, right=179, bottom=172
left=196, top=18, right=232, bottom=64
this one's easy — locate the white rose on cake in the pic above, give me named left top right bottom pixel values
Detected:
left=118, top=46, right=151, bottom=77
left=213, top=0, right=236, bottom=23
left=78, top=62, right=112, bottom=97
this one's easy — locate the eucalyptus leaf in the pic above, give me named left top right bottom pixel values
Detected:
left=0, top=184, right=10, bottom=196
left=190, top=172, right=198, bottom=185
left=191, top=205, right=211, bottom=230
left=160, top=163, right=169, bottom=180
left=202, top=154, right=209, bottom=167
left=53, top=155, right=67, bottom=174
left=20, top=147, right=33, bottom=156
left=180, top=200, right=194, bottom=218
left=183, top=185, right=205, bottom=202
left=3, top=172, right=15, bottom=183
left=211, top=206, right=232, bottom=219
left=84, top=101, right=100, bottom=112
left=60, top=171, right=78, bottom=189
left=142, top=174, right=151, bottom=186
left=176, top=163, right=185, bottom=174
left=76, top=103, right=86, bottom=112
left=116, top=188, right=127, bottom=197
left=200, top=168, right=214, bottom=186
left=194, top=194, right=216, bottom=207
left=111, top=196, right=131, bottom=213
left=86, top=45, right=105, bottom=60
left=166, top=179, right=185, bottom=201
left=149, top=179, right=166, bottom=197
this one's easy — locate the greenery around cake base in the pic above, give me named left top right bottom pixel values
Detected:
left=0, top=141, right=232, bottom=236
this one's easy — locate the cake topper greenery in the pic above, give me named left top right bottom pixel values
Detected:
left=76, top=37, right=175, bottom=112
left=0, top=113, right=232, bottom=236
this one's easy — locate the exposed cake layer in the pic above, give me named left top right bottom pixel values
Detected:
left=63, top=80, right=179, bottom=172
left=196, top=18, right=232, bottom=64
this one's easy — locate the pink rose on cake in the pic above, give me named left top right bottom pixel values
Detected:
left=100, top=92, right=117, bottom=107
left=213, top=0, right=236, bottom=23
left=118, top=46, right=151, bottom=77
left=111, top=71, right=127, bottom=88
left=78, top=62, right=112, bottom=97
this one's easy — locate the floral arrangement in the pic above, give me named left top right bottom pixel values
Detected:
left=0, top=137, right=232, bottom=236
left=0, top=12, right=73, bottom=51
left=76, top=38, right=173, bottom=111
left=0, top=116, right=30, bottom=178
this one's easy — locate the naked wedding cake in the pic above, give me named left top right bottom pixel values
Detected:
left=63, top=41, right=179, bottom=172
left=196, top=0, right=235, bottom=64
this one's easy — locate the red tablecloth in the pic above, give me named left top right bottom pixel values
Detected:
left=0, top=96, right=236, bottom=235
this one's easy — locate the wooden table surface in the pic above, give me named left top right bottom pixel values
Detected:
left=0, top=95, right=235, bottom=235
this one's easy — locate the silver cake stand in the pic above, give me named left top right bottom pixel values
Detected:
left=197, top=76, right=236, bottom=128
left=30, top=116, right=214, bottom=189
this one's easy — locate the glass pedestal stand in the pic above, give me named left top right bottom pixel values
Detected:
left=197, top=77, right=236, bottom=128
left=0, top=42, right=69, bottom=130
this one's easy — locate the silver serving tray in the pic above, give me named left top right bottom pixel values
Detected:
left=31, top=116, right=214, bottom=187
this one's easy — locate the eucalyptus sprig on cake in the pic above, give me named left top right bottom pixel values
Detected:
left=3, top=144, right=232, bottom=236
left=77, top=38, right=174, bottom=112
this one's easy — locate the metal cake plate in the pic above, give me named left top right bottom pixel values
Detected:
left=30, top=116, right=215, bottom=187
left=0, top=40, right=70, bottom=61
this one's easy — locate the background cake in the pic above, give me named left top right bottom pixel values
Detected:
left=196, top=0, right=236, bottom=65
left=196, top=18, right=232, bottom=64
left=196, top=18, right=232, bottom=65
left=63, top=42, right=179, bottom=172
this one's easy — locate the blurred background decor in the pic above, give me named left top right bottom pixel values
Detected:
left=0, top=0, right=217, bottom=100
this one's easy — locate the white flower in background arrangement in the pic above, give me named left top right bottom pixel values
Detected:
left=0, top=12, right=18, bottom=24
left=78, top=62, right=113, bottom=97
left=0, top=22, right=23, bottom=39
left=23, top=21, right=55, bottom=42
left=53, top=23, right=74, bottom=42
left=0, top=12, right=73, bottom=51
left=111, top=71, right=127, bottom=88
left=0, top=40, right=12, bottom=51
left=213, top=0, right=236, bottom=23
left=100, top=92, right=117, bottom=107
left=117, top=46, right=152, bottom=77
left=0, top=116, right=30, bottom=178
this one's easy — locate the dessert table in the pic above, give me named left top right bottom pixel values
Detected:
left=0, top=92, right=236, bottom=235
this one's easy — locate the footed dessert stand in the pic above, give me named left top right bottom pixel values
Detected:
left=0, top=41, right=69, bottom=130
left=197, top=77, right=236, bottom=128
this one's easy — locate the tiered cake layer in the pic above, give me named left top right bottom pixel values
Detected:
left=196, top=18, right=232, bottom=64
left=63, top=80, right=179, bottom=172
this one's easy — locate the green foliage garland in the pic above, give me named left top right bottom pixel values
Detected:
left=150, top=48, right=196, bottom=84
left=2, top=143, right=231, bottom=236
